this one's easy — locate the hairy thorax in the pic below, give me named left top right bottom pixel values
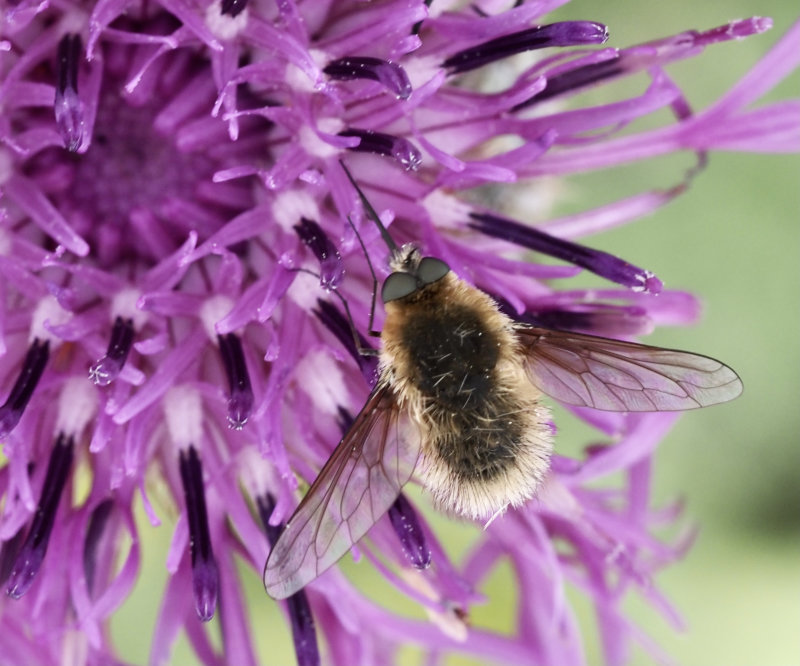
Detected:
left=380, top=274, right=513, bottom=412
left=380, top=274, right=553, bottom=519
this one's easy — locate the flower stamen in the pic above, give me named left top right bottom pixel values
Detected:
left=338, top=129, right=422, bottom=171
left=323, top=57, right=412, bottom=100
left=178, top=445, right=219, bottom=622
left=0, top=525, right=26, bottom=587
left=388, top=494, right=431, bottom=570
left=313, top=300, right=378, bottom=388
left=89, top=317, right=135, bottom=387
left=0, top=339, right=50, bottom=439
left=516, top=57, right=624, bottom=110
left=293, top=218, right=344, bottom=290
left=217, top=333, right=254, bottom=429
left=6, top=434, right=74, bottom=599
left=495, top=297, right=652, bottom=338
left=54, top=33, right=86, bottom=153
left=83, top=499, right=114, bottom=596
left=443, top=21, right=609, bottom=74
left=469, top=212, right=662, bottom=293
left=220, top=0, right=248, bottom=18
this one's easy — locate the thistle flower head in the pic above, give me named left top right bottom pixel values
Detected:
left=1, top=1, right=798, bottom=664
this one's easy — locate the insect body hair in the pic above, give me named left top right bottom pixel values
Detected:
left=380, top=272, right=553, bottom=521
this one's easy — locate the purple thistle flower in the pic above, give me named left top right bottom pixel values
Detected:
left=0, top=1, right=798, bottom=664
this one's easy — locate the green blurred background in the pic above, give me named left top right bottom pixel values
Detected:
left=545, top=3, right=800, bottom=664
left=109, top=2, right=799, bottom=664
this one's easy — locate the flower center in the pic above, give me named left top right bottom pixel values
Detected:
left=66, top=90, right=214, bottom=267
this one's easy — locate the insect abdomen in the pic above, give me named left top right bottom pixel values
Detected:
left=423, top=384, right=553, bottom=520
left=433, top=405, right=524, bottom=482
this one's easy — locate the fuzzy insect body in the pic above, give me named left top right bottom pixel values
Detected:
left=263, top=169, right=742, bottom=601
left=380, top=248, right=552, bottom=521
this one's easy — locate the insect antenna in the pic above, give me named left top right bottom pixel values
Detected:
left=339, top=160, right=400, bottom=258
left=339, top=159, right=399, bottom=337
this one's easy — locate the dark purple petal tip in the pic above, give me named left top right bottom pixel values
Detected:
left=192, top=556, right=220, bottom=622
left=287, top=591, right=320, bottom=666
left=515, top=18, right=768, bottom=111
left=293, top=218, right=344, bottom=290
left=89, top=317, right=135, bottom=386
left=515, top=57, right=623, bottom=110
left=258, top=493, right=320, bottom=666
left=469, top=212, right=661, bottom=294
left=443, top=21, right=609, bottom=74
left=256, top=493, right=282, bottom=548
left=0, top=527, right=26, bottom=587
left=217, top=333, right=254, bottom=429
left=83, top=498, right=114, bottom=595
left=336, top=406, right=355, bottom=435
left=338, top=129, right=422, bottom=171
left=388, top=494, right=431, bottom=570
left=5, top=544, right=45, bottom=600
left=55, top=33, right=86, bottom=152
left=227, top=388, right=255, bottom=431
left=178, top=446, right=218, bottom=621
left=324, top=57, right=412, bottom=100
left=6, top=434, right=74, bottom=599
left=0, top=410, right=19, bottom=443
left=0, top=339, right=50, bottom=439
left=220, top=0, right=248, bottom=17
left=494, top=296, right=652, bottom=337
left=313, top=300, right=379, bottom=389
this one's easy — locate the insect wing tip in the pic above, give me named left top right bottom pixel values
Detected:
left=696, top=362, right=744, bottom=407
left=263, top=557, right=302, bottom=601
left=516, top=325, right=745, bottom=412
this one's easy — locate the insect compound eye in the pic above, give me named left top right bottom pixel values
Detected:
left=382, top=272, right=418, bottom=302
left=416, top=257, right=450, bottom=285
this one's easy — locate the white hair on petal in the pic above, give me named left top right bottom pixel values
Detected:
left=111, top=288, right=147, bottom=329
left=30, top=295, right=71, bottom=345
left=164, top=385, right=204, bottom=449
left=199, top=295, right=234, bottom=340
left=56, top=377, right=98, bottom=437
left=271, top=188, right=321, bottom=232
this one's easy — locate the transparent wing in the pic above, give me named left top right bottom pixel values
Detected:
left=264, top=384, right=421, bottom=599
left=516, top=325, right=742, bottom=411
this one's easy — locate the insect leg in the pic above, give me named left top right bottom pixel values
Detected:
left=330, top=289, right=380, bottom=358
left=345, top=215, right=381, bottom=338
left=287, top=266, right=378, bottom=357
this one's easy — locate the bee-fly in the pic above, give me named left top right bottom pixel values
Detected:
left=264, top=163, right=742, bottom=600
